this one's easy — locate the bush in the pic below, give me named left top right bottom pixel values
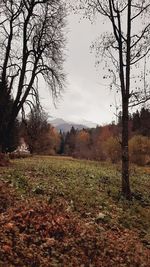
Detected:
left=9, top=152, right=31, bottom=159
left=0, top=153, right=9, bottom=166
left=129, top=135, right=150, bottom=165
left=104, top=137, right=121, bottom=163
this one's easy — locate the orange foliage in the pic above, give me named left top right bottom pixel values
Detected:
left=0, top=181, right=149, bottom=266
left=76, top=130, right=90, bottom=145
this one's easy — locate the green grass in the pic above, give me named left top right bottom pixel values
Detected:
left=0, top=156, right=150, bottom=237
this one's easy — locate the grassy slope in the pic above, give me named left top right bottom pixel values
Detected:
left=0, top=156, right=150, bottom=266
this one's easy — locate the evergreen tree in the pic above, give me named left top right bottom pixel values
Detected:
left=64, top=127, right=77, bottom=155
left=0, top=79, right=19, bottom=152
left=58, top=130, right=65, bottom=154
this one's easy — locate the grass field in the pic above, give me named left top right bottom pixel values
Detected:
left=0, top=156, right=150, bottom=266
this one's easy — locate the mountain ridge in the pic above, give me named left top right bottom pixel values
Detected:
left=49, top=118, right=98, bottom=132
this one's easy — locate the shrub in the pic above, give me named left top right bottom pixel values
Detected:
left=104, top=137, right=121, bottom=163
left=129, top=135, right=150, bottom=165
left=0, top=153, right=10, bottom=166
left=9, top=152, right=30, bottom=159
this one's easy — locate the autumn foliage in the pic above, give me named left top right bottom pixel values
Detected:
left=0, top=153, right=9, bottom=167
left=21, top=107, right=61, bottom=155
left=0, top=179, right=149, bottom=266
left=0, top=107, right=149, bottom=166
left=60, top=107, right=150, bottom=165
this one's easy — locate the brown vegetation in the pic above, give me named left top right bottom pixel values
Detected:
left=60, top=108, right=150, bottom=166
left=0, top=178, right=149, bottom=267
left=0, top=153, right=9, bottom=167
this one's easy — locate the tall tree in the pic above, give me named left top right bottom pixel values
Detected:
left=64, top=126, right=77, bottom=155
left=58, top=130, right=65, bottom=154
left=75, top=129, right=90, bottom=158
left=0, top=0, right=66, bottom=151
left=23, top=106, right=61, bottom=154
left=0, top=79, right=19, bottom=152
left=23, top=105, right=49, bottom=153
left=77, top=0, right=150, bottom=199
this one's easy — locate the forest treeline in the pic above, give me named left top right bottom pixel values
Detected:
left=10, top=106, right=150, bottom=166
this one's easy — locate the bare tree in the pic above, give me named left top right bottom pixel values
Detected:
left=0, top=0, right=66, bottom=151
left=77, top=0, right=150, bottom=199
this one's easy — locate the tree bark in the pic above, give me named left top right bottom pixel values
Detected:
left=121, top=0, right=131, bottom=200
left=121, top=98, right=131, bottom=199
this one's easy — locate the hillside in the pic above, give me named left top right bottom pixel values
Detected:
left=0, top=156, right=150, bottom=266
left=49, top=118, right=97, bottom=132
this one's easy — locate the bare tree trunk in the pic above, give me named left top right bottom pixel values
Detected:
left=121, top=0, right=131, bottom=200
left=121, top=99, right=131, bottom=199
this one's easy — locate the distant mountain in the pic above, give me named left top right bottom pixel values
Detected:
left=49, top=118, right=67, bottom=127
left=49, top=118, right=97, bottom=132
left=76, top=119, right=98, bottom=128
left=56, top=123, right=87, bottom=132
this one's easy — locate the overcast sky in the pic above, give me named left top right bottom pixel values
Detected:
left=40, top=13, right=117, bottom=125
